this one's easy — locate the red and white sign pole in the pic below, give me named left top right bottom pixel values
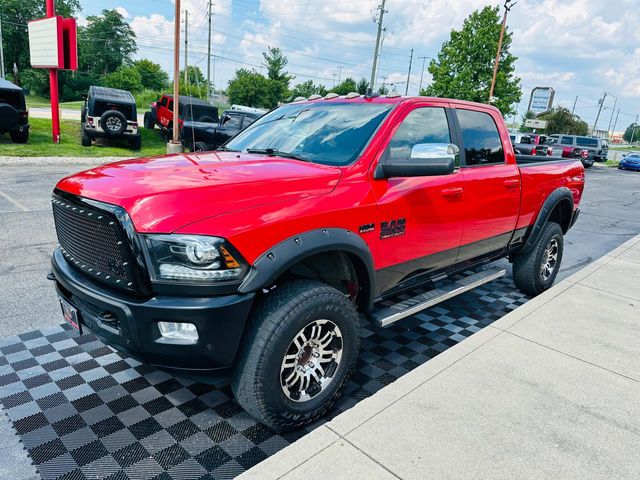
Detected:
left=46, top=0, right=60, bottom=143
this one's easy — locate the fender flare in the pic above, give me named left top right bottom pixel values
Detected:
left=238, top=228, right=376, bottom=311
left=520, top=187, right=574, bottom=255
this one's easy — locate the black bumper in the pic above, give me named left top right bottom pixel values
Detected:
left=51, top=248, right=255, bottom=374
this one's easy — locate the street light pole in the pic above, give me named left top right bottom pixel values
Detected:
left=489, top=0, right=514, bottom=103
left=417, top=56, right=428, bottom=94
left=593, top=92, right=607, bottom=134
left=168, top=0, right=182, bottom=151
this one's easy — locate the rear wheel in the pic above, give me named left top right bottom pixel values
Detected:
left=143, top=112, right=155, bottom=129
left=129, top=136, right=142, bottom=150
left=232, top=280, right=359, bottom=431
left=81, top=134, right=92, bottom=147
left=513, top=221, right=563, bottom=296
left=192, top=141, right=208, bottom=152
left=9, top=129, right=29, bottom=144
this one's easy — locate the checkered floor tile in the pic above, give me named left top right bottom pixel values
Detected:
left=0, top=276, right=529, bottom=480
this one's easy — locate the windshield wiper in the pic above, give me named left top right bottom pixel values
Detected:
left=246, top=148, right=311, bottom=162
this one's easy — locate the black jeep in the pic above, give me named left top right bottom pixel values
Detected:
left=182, top=109, right=263, bottom=152
left=81, top=86, right=141, bottom=150
left=0, top=79, right=29, bottom=144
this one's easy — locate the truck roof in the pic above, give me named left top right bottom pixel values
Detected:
left=0, top=78, right=23, bottom=92
left=164, top=95, right=214, bottom=107
left=89, top=86, right=136, bottom=104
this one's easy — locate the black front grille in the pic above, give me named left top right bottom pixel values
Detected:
left=52, top=195, right=138, bottom=293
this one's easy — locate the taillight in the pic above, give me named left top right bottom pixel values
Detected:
left=581, top=150, right=588, bottom=159
left=547, top=147, right=553, bottom=156
left=132, top=122, right=138, bottom=128
left=87, top=117, right=94, bottom=125
left=531, top=147, right=537, bottom=155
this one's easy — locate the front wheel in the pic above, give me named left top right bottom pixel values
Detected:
left=232, top=280, right=360, bottom=432
left=513, top=221, right=564, bottom=296
left=192, top=141, right=208, bottom=152
left=143, top=112, right=155, bottom=129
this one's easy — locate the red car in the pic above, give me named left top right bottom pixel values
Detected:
left=50, top=94, right=585, bottom=430
left=143, top=94, right=219, bottom=134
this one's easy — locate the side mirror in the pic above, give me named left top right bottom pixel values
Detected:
left=375, top=143, right=458, bottom=179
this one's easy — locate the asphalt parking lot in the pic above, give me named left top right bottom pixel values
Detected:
left=0, top=163, right=639, bottom=479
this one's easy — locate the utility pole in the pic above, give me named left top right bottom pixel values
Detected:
left=571, top=95, right=578, bottom=115
left=337, top=65, right=343, bottom=84
left=207, top=1, right=213, bottom=99
left=489, top=0, right=515, bottom=103
left=369, top=0, right=387, bottom=92
left=630, top=114, right=639, bottom=145
left=417, top=56, right=428, bottom=94
left=332, top=73, right=337, bottom=87
left=606, top=95, right=618, bottom=136
left=168, top=0, right=182, bottom=152
left=183, top=10, right=188, bottom=85
left=593, top=92, right=607, bottom=134
left=0, top=15, right=5, bottom=79
left=405, top=48, right=413, bottom=96
left=611, top=108, right=620, bottom=139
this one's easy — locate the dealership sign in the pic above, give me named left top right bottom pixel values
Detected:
left=527, top=87, right=555, bottom=116
left=524, top=119, right=548, bottom=129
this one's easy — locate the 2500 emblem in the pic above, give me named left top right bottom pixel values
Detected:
left=380, top=218, right=406, bottom=239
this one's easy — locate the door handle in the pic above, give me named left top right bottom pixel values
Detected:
left=503, top=179, right=520, bottom=189
left=440, top=187, right=464, bottom=198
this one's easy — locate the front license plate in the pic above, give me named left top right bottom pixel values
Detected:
left=59, top=297, right=82, bottom=333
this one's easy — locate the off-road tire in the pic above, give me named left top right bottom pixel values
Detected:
left=582, top=158, right=594, bottom=168
left=9, top=129, right=29, bottom=144
left=192, top=141, right=208, bottom=152
left=144, top=112, right=155, bottom=129
left=513, top=221, right=563, bottom=296
left=232, top=280, right=360, bottom=432
left=81, top=134, right=92, bottom=147
left=100, top=110, right=127, bottom=136
left=80, top=107, right=86, bottom=124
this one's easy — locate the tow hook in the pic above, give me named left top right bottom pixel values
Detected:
left=47, top=272, right=56, bottom=281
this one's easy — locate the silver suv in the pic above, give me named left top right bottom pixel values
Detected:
left=549, top=134, right=608, bottom=162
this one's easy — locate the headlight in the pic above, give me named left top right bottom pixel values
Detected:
left=144, top=235, right=248, bottom=284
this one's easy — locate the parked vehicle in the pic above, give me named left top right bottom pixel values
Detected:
left=618, top=152, right=640, bottom=171
left=144, top=94, right=219, bottom=135
left=229, top=104, right=268, bottom=115
left=510, top=133, right=552, bottom=156
left=0, top=79, right=29, bottom=144
left=49, top=95, right=584, bottom=431
left=550, top=134, right=608, bottom=162
left=182, top=109, right=264, bottom=152
left=81, top=86, right=141, bottom=150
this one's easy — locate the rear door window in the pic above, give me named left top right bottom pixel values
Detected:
left=576, top=137, right=598, bottom=147
left=456, top=109, right=504, bottom=166
left=560, top=136, right=575, bottom=146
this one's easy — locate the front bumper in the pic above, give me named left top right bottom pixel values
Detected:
left=619, top=162, right=640, bottom=171
left=51, top=248, right=255, bottom=374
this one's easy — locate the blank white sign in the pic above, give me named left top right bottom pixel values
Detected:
left=28, top=17, right=61, bottom=68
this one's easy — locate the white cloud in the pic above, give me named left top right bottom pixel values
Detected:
left=115, top=6, right=129, bottom=19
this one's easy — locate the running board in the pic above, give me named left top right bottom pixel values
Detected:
left=371, top=268, right=506, bottom=327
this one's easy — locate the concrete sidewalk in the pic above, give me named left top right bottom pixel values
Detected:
left=240, top=235, right=640, bottom=480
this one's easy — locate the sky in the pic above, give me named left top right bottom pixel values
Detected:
left=77, top=0, right=640, bottom=133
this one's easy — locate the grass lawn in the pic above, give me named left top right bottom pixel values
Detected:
left=27, top=95, right=84, bottom=110
left=0, top=118, right=168, bottom=157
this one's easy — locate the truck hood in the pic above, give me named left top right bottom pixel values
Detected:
left=56, top=151, right=342, bottom=233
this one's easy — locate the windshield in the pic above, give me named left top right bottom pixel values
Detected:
left=224, top=102, right=393, bottom=166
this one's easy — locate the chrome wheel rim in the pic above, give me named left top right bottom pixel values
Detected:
left=541, top=238, right=559, bottom=281
left=280, top=319, right=343, bottom=403
left=106, top=117, right=122, bottom=131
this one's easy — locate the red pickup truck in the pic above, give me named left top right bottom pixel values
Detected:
left=50, top=95, right=584, bottom=431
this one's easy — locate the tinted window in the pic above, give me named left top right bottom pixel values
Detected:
left=243, top=115, right=258, bottom=128
left=222, top=114, right=242, bottom=129
left=560, top=136, right=574, bottom=145
left=457, top=109, right=504, bottom=166
left=160, top=97, right=168, bottom=107
left=576, top=137, right=598, bottom=147
left=0, top=90, right=24, bottom=110
left=384, top=107, right=450, bottom=164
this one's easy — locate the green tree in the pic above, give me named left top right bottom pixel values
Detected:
left=623, top=123, right=640, bottom=143
left=227, top=69, right=272, bottom=108
left=262, top=47, right=293, bottom=107
left=177, top=66, right=208, bottom=98
left=423, top=5, right=521, bottom=115
left=79, top=9, right=137, bottom=75
left=331, top=77, right=357, bottom=95
left=104, top=66, right=143, bottom=92
left=0, top=0, right=80, bottom=84
left=290, top=80, right=327, bottom=99
left=356, top=78, right=369, bottom=95
left=133, top=60, right=168, bottom=91
left=521, top=108, right=589, bottom=135
left=520, top=110, right=536, bottom=132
